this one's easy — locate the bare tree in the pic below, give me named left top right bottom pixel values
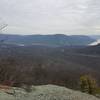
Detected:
left=0, top=18, right=8, bottom=31
left=0, top=18, right=8, bottom=43
left=0, top=23, right=8, bottom=31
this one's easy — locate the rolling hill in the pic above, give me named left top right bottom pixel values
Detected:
left=0, top=34, right=95, bottom=46
left=77, top=44, right=100, bottom=55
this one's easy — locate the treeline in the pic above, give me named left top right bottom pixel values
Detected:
left=0, top=57, right=99, bottom=92
left=0, top=57, right=78, bottom=88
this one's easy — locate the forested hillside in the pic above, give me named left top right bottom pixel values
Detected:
left=0, top=43, right=100, bottom=90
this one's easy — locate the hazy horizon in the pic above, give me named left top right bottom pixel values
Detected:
left=0, top=33, right=100, bottom=36
left=0, top=0, right=100, bottom=35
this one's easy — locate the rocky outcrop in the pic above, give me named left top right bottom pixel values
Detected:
left=0, top=85, right=99, bottom=100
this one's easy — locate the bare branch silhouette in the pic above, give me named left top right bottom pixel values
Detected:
left=0, top=23, right=8, bottom=31
left=0, top=18, right=8, bottom=43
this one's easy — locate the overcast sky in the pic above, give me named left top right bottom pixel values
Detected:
left=0, top=0, right=100, bottom=35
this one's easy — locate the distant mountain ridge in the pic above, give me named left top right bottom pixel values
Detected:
left=90, top=35, right=100, bottom=40
left=0, top=34, right=95, bottom=46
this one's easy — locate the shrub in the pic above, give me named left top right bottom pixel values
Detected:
left=80, top=75, right=97, bottom=95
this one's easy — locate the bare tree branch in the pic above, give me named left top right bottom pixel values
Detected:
left=0, top=18, right=8, bottom=43
left=0, top=23, right=8, bottom=31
